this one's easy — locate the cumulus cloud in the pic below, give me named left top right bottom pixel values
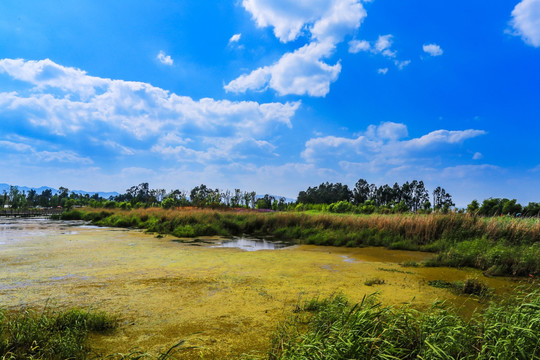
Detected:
left=301, top=122, right=486, bottom=165
left=375, top=122, right=408, bottom=140
left=423, top=43, right=443, bottom=56
left=242, top=0, right=365, bottom=43
left=0, top=58, right=299, bottom=137
left=229, top=33, right=242, bottom=43
left=511, top=0, right=540, bottom=47
left=157, top=51, right=174, bottom=65
left=225, top=42, right=341, bottom=96
left=348, top=34, right=411, bottom=70
left=0, top=58, right=300, bottom=164
left=348, top=39, right=370, bottom=53
left=473, top=152, right=483, bottom=160
left=375, top=34, right=396, bottom=57
left=226, top=0, right=366, bottom=97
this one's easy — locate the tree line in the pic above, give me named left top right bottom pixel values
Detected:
left=1, top=181, right=538, bottom=217
left=297, top=179, right=454, bottom=213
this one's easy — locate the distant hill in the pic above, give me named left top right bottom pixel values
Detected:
left=0, top=183, right=119, bottom=199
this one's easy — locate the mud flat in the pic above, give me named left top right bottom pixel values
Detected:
left=0, top=219, right=517, bottom=358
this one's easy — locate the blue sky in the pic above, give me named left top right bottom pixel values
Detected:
left=0, top=0, right=539, bottom=206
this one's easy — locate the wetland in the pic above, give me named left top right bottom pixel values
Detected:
left=0, top=216, right=531, bottom=359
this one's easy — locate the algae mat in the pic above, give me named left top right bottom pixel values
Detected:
left=0, top=219, right=515, bottom=358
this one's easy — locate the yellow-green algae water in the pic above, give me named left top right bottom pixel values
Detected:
left=0, top=219, right=517, bottom=358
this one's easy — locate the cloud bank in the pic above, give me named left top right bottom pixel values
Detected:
left=0, top=58, right=300, bottom=165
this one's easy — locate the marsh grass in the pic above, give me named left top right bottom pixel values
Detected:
left=268, top=291, right=540, bottom=360
left=428, top=277, right=491, bottom=297
left=0, top=307, right=116, bottom=360
left=60, top=208, right=540, bottom=276
left=364, top=278, right=385, bottom=286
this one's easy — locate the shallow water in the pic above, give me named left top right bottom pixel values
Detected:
left=212, top=237, right=293, bottom=251
left=0, top=218, right=520, bottom=358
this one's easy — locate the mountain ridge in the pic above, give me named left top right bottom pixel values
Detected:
left=0, top=183, right=119, bottom=199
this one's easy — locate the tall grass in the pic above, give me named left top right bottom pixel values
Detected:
left=60, top=208, right=540, bottom=276
left=0, top=307, right=116, bottom=359
left=268, top=291, right=540, bottom=360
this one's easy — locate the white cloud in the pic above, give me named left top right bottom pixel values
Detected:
left=157, top=51, right=174, bottom=66
left=376, top=122, right=408, bottom=140
left=242, top=0, right=365, bottom=43
left=404, top=129, right=486, bottom=149
left=511, top=0, right=540, bottom=47
left=301, top=122, right=486, bottom=164
left=0, top=58, right=300, bottom=165
left=151, top=132, right=277, bottom=162
left=225, top=42, right=341, bottom=97
left=0, top=58, right=107, bottom=100
left=348, top=34, right=411, bottom=70
left=394, top=60, right=411, bottom=70
left=423, top=43, right=443, bottom=56
left=375, top=34, right=396, bottom=57
left=229, top=33, right=242, bottom=43
left=0, top=139, right=92, bottom=164
left=0, top=140, right=34, bottom=152
left=473, top=152, right=483, bottom=160
left=348, top=39, right=370, bottom=53
left=0, top=58, right=299, bottom=138
left=227, top=0, right=366, bottom=97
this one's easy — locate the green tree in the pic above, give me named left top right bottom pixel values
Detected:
left=467, top=200, right=480, bottom=214
left=352, top=178, right=370, bottom=205
left=190, top=184, right=213, bottom=207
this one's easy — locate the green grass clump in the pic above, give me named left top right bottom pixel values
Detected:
left=0, top=308, right=116, bottom=360
left=364, top=278, right=385, bottom=286
left=428, top=277, right=491, bottom=297
left=432, top=238, right=540, bottom=276
left=268, top=291, right=540, bottom=360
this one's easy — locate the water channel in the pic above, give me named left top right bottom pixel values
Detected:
left=0, top=218, right=519, bottom=358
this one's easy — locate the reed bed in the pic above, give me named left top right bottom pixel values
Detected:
left=60, top=208, right=540, bottom=276
left=268, top=291, right=540, bottom=360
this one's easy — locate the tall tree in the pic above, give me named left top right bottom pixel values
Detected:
left=352, top=178, right=370, bottom=204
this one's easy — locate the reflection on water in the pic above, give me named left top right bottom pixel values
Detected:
left=0, top=218, right=89, bottom=244
left=212, top=238, right=293, bottom=251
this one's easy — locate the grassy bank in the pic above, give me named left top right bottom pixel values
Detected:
left=0, top=308, right=116, bottom=359
left=267, top=291, right=540, bottom=360
left=60, top=208, right=540, bottom=276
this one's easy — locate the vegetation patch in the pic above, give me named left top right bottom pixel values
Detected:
left=428, top=277, right=491, bottom=297
left=268, top=292, right=540, bottom=360
left=0, top=307, right=116, bottom=360
left=364, top=278, right=385, bottom=286
left=377, top=267, right=415, bottom=274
